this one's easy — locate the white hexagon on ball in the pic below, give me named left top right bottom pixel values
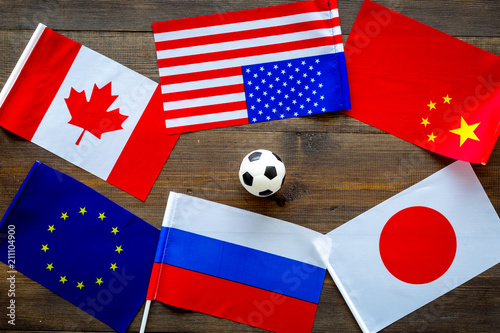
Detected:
left=239, top=149, right=286, bottom=197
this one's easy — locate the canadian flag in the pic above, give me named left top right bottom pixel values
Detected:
left=326, top=161, right=500, bottom=333
left=0, top=24, right=179, bottom=200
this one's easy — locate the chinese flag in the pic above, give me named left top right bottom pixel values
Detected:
left=344, top=0, right=500, bottom=164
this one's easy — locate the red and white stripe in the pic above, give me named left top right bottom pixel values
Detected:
left=153, top=0, right=345, bottom=134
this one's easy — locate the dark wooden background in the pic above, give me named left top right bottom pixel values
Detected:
left=1, top=0, right=499, bottom=332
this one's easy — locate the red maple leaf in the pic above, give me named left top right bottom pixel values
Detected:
left=65, top=82, right=128, bottom=145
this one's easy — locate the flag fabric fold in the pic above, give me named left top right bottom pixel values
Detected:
left=145, top=192, right=332, bottom=333
left=326, top=161, right=500, bottom=333
left=153, top=0, right=350, bottom=134
left=0, top=23, right=179, bottom=200
left=343, top=0, right=500, bottom=164
left=0, top=161, right=160, bottom=333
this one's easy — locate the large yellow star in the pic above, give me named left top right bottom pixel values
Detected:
left=61, top=212, right=69, bottom=221
left=427, top=132, right=437, bottom=142
left=110, top=263, right=118, bottom=271
left=443, top=94, right=452, bottom=104
left=59, top=276, right=68, bottom=284
left=95, top=277, right=104, bottom=286
left=450, top=117, right=480, bottom=146
left=427, top=100, right=436, bottom=110
left=41, top=244, right=49, bottom=252
left=76, top=281, right=85, bottom=290
left=46, top=263, right=54, bottom=271
left=421, top=118, right=430, bottom=127
left=115, top=245, right=124, bottom=254
left=79, top=207, right=87, bottom=216
left=47, top=225, right=56, bottom=233
left=98, top=212, right=106, bottom=221
left=111, top=227, right=119, bottom=235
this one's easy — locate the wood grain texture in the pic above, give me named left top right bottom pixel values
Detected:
left=0, top=0, right=499, bottom=332
left=1, top=0, right=499, bottom=36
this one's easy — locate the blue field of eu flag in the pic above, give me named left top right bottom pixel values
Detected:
left=0, top=161, right=159, bottom=332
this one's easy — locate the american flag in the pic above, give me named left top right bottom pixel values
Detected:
left=153, top=0, right=350, bottom=134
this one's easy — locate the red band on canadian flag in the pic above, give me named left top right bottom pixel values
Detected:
left=0, top=24, right=178, bottom=200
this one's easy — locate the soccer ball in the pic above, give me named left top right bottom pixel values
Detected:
left=239, top=149, right=286, bottom=197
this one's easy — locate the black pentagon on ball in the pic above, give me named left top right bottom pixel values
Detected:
left=259, top=189, right=274, bottom=196
left=248, top=151, right=262, bottom=162
left=264, top=166, right=277, bottom=180
left=242, top=172, right=253, bottom=186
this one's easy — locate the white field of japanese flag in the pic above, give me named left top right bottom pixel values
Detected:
left=326, top=161, right=500, bottom=333
left=0, top=24, right=178, bottom=200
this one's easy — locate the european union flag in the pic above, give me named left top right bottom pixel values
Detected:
left=0, top=161, right=159, bottom=332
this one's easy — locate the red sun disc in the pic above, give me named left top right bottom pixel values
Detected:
left=379, top=206, right=457, bottom=284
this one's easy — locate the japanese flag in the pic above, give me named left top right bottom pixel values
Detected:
left=0, top=24, right=179, bottom=200
left=326, top=161, right=500, bottom=333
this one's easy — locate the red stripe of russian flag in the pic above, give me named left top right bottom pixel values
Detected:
left=148, top=263, right=319, bottom=333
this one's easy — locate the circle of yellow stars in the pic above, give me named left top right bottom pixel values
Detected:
left=40, top=207, right=123, bottom=290
left=422, top=94, right=481, bottom=146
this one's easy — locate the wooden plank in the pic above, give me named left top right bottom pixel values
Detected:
left=1, top=126, right=499, bottom=241
left=0, top=0, right=499, bottom=37
left=1, top=29, right=498, bottom=81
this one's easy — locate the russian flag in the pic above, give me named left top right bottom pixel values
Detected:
left=0, top=24, right=179, bottom=200
left=143, top=192, right=332, bottom=333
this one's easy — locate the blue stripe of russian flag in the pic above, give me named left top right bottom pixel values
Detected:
left=155, top=227, right=326, bottom=304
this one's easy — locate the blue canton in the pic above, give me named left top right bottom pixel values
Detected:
left=242, top=53, right=341, bottom=123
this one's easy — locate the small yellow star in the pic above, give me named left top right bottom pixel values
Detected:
left=47, top=225, right=56, bottom=233
left=111, top=227, right=119, bottom=235
left=41, top=244, right=49, bottom=252
left=115, top=245, right=123, bottom=254
left=95, top=277, right=104, bottom=286
left=443, top=94, right=452, bottom=104
left=76, top=281, right=85, bottom=290
left=61, top=212, right=69, bottom=220
left=450, top=116, right=480, bottom=146
left=421, top=118, right=430, bottom=127
left=427, top=101, right=436, bottom=110
left=46, top=263, right=54, bottom=271
left=98, top=213, right=106, bottom=221
left=59, top=276, right=68, bottom=284
left=110, top=263, right=118, bottom=271
left=428, top=132, right=437, bottom=142
left=79, top=207, right=87, bottom=216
